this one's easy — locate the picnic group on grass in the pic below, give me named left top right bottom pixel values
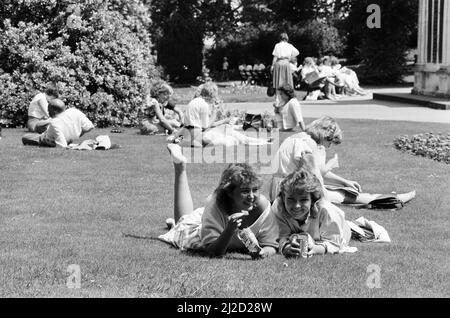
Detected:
left=14, top=32, right=416, bottom=259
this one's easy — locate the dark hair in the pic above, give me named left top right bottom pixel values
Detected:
left=280, top=33, right=289, bottom=42
left=215, top=163, right=262, bottom=213
left=45, top=87, right=59, bottom=98
left=278, top=83, right=296, bottom=100
left=321, top=56, right=330, bottom=65
left=48, top=98, right=66, bottom=117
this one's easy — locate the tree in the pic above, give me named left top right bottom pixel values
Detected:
left=345, top=0, right=418, bottom=83
left=157, top=11, right=204, bottom=83
left=203, top=0, right=348, bottom=75
left=150, top=0, right=244, bottom=83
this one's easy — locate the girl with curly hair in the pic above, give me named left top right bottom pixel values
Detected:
left=273, top=168, right=352, bottom=257
left=158, top=144, right=279, bottom=258
left=139, top=81, right=183, bottom=135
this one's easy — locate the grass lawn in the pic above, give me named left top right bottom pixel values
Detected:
left=172, top=84, right=292, bottom=104
left=0, top=118, right=449, bottom=297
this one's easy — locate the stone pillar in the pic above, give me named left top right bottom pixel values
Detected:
left=437, top=0, right=450, bottom=97
left=413, top=0, right=450, bottom=99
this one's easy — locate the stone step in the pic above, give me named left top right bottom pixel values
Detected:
left=373, top=92, right=450, bottom=110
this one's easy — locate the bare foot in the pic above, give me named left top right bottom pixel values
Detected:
left=397, top=190, right=416, bottom=204
left=167, top=144, right=187, bottom=164
left=167, top=135, right=183, bottom=144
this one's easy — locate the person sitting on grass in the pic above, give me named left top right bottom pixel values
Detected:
left=27, top=86, right=59, bottom=133
left=158, top=144, right=279, bottom=258
left=317, top=56, right=341, bottom=101
left=22, top=99, right=94, bottom=148
left=273, top=83, right=306, bottom=132
left=139, top=81, right=183, bottom=135
left=330, top=56, right=367, bottom=96
left=170, top=82, right=272, bottom=147
left=269, top=116, right=416, bottom=206
left=273, top=168, right=352, bottom=257
left=300, top=57, right=325, bottom=101
left=170, top=82, right=223, bottom=147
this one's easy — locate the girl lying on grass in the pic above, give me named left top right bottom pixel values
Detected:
left=158, top=144, right=279, bottom=258
left=273, top=168, right=352, bottom=257
left=269, top=116, right=416, bottom=207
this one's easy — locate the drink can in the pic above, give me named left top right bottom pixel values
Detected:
left=290, top=233, right=309, bottom=258
left=237, top=228, right=262, bottom=256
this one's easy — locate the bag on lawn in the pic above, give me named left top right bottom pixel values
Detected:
left=349, top=194, right=404, bottom=210
left=366, top=195, right=404, bottom=210
left=266, top=83, right=276, bottom=97
left=242, top=113, right=264, bottom=131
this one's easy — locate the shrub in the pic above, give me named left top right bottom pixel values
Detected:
left=0, top=0, right=159, bottom=128
left=394, top=132, right=450, bottom=164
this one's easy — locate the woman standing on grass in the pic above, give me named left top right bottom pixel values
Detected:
left=158, top=144, right=279, bottom=258
left=269, top=116, right=416, bottom=206
left=271, top=33, right=299, bottom=106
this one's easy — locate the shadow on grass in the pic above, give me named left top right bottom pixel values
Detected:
left=122, top=232, right=255, bottom=261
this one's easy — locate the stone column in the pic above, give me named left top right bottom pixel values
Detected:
left=413, top=0, right=428, bottom=95
left=413, top=0, right=450, bottom=98
left=418, top=0, right=427, bottom=64
left=437, top=0, right=450, bottom=97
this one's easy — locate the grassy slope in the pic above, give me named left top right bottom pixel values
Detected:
left=0, top=119, right=449, bottom=297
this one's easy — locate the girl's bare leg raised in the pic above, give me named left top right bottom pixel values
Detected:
left=167, top=144, right=193, bottom=223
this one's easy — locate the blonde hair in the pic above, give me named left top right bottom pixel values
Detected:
left=150, top=81, right=173, bottom=99
left=305, top=116, right=342, bottom=145
left=303, top=57, right=314, bottom=65
left=195, top=82, right=218, bottom=103
left=277, top=168, right=323, bottom=219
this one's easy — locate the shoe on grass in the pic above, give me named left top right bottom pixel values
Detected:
left=165, top=218, right=175, bottom=230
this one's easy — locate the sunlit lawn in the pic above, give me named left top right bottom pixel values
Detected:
left=0, top=118, right=449, bottom=297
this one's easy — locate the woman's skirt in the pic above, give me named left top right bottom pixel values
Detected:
left=273, top=60, right=293, bottom=89
left=158, top=207, right=204, bottom=251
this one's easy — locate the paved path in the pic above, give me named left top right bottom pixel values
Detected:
left=179, top=86, right=450, bottom=124
left=224, top=100, right=450, bottom=124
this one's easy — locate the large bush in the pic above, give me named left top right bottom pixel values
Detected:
left=0, top=0, right=159, bottom=128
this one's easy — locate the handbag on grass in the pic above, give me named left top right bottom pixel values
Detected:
left=266, top=84, right=276, bottom=97
left=349, top=194, right=404, bottom=210
left=365, top=195, right=404, bottom=210
left=242, top=113, right=263, bottom=131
